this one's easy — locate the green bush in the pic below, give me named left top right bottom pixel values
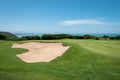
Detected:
left=21, top=36, right=41, bottom=40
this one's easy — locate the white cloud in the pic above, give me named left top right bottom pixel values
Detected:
left=59, top=19, right=106, bottom=26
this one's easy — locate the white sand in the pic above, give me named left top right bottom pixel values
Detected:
left=12, top=42, right=69, bottom=63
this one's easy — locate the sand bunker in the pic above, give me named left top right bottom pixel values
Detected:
left=12, top=42, right=69, bottom=63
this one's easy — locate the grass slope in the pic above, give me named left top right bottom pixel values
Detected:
left=0, top=39, right=120, bottom=80
left=0, top=32, right=18, bottom=40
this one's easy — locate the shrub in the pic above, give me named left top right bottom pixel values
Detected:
left=21, top=36, right=41, bottom=40
left=0, top=34, right=7, bottom=40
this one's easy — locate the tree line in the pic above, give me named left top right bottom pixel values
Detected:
left=0, top=32, right=120, bottom=40
left=20, top=34, right=120, bottom=40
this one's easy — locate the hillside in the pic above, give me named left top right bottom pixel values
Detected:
left=0, top=31, right=18, bottom=40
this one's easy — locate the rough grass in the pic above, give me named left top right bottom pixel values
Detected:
left=0, top=39, right=120, bottom=80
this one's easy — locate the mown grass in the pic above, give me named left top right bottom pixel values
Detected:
left=0, top=39, right=120, bottom=80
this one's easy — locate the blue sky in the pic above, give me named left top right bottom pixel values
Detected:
left=0, top=0, right=120, bottom=33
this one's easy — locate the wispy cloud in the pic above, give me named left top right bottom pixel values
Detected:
left=59, top=19, right=106, bottom=26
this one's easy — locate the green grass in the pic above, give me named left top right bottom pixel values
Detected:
left=0, top=39, right=120, bottom=80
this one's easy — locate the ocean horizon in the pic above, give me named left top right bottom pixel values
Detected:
left=14, top=33, right=120, bottom=37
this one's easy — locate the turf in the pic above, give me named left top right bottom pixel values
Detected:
left=0, top=39, right=120, bottom=80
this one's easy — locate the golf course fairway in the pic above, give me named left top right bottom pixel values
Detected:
left=0, top=39, right=120, bottom=80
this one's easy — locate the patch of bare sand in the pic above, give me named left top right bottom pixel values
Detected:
left=12, top=42, right=69, bottom=63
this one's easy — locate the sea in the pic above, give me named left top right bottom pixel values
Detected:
left=14, top=33, right=120, bottom=37
left=15, top=33, right=43, bottom=37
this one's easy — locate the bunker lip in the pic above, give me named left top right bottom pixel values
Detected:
left=12, top=42, right=69, bottom=63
